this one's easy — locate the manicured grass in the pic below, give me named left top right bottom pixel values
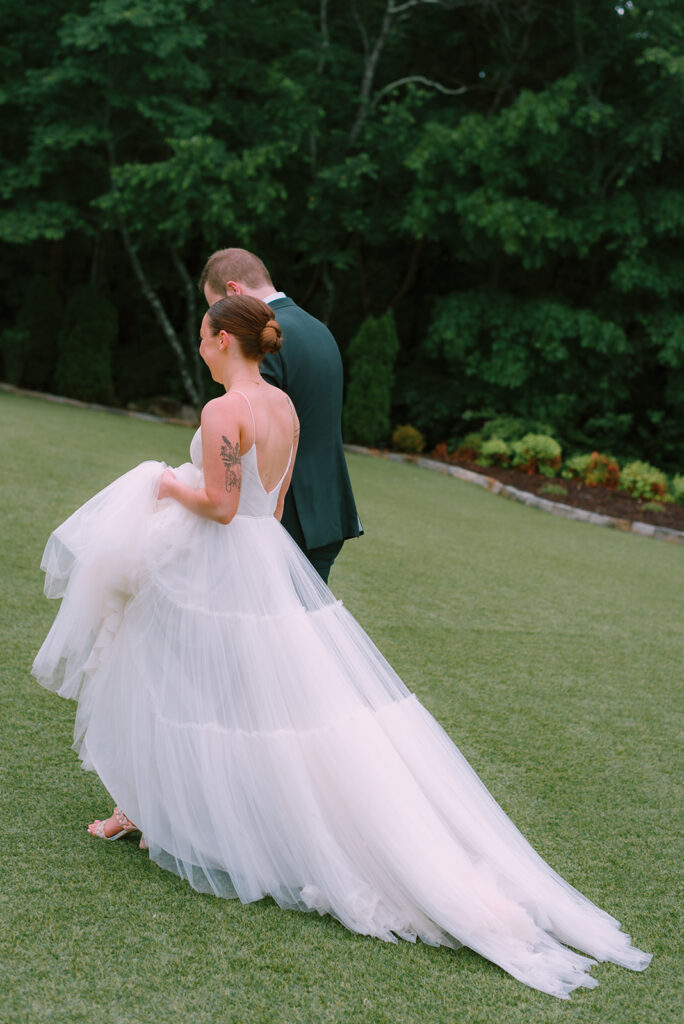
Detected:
left=1, top=390, right=681, bottom=1024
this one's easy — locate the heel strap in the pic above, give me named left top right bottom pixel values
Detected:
left=113, top=806, right=137, bottom=831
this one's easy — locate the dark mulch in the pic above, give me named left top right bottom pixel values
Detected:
left=429, top=456, right=684, bottom=532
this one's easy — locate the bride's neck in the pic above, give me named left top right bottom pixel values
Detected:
left=223, top=357, right=262, bottom=390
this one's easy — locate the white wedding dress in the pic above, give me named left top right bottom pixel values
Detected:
left=32, top=410, right=650, bottom=999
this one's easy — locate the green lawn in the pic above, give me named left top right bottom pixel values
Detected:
left=1, top=390, right=681, bottom=1024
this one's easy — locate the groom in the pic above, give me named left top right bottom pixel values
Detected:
left=199, top=248, right=362, bottom=583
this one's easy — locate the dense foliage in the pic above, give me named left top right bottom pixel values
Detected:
left=343, top=311, right=399, bottom=445
left=55, top=285, right=117, bottom=403
left=1, top=0, right=682, bottom=466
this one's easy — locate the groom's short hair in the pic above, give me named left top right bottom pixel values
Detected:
left=199, top=248, right=274, bottom=294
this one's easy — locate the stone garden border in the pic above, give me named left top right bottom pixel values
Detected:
left=344, top=444, right=684, bottom=546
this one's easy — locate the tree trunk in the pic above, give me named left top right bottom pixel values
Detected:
left=171, top=249, right=205, bottom=406
left=119, top=224, right=201, bottom=409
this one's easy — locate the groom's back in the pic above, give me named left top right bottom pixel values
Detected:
left=260, top=297, right=359, bottom=551
left=266, top=300, right=343, bottom=437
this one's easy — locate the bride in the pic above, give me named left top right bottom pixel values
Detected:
left=32, top=295, right=650, bottom=999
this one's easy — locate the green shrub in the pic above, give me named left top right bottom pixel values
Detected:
left=478, top=437, right=511, bottom=467
left=619, top=460, right=670, bottom=502
left=511, top=433, right=562, bottom=476
left=54, top=285, right=117, bottom=404
left=450, top=432, right=483, bottom=461
left=432, top=432, right=484, bottom=465
left=670, top=475, right=684, bottom=505
left=433, top=432, right=489, bottom=464
left=343, top=311, right=399, bottom=445
left=562, top=451, right=620, bottom=488
left=562, top=454, right=592, bottom=481
left=538, top=483, right=568, bottom=498
left=460, top=432, right=483, bottom=452
left=586, top=452, right=620, bottom=488
left=391, top=424, right=425, bottom=453
left=640, top=501, right=666, bottom=514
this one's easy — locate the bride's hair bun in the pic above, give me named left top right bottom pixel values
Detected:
left=259, top=319, right=282, bottom=355
left=206, top=296, right=283, bottom=363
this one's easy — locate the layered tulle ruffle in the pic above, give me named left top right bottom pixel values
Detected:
left=32, top=451, right=651, bottom=999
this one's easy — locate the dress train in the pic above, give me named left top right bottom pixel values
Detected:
left=32, top=427, right=651, bottom=999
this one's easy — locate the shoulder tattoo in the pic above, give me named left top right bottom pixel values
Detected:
left=219, top=435, right=241, bottom=493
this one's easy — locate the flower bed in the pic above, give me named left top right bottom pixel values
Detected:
left=434, top=457, right=684, bottom=531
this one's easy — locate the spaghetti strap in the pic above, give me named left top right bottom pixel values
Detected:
left=232, top=389, right=256, bottom=443
left=285, top=394, right=299, bottom=449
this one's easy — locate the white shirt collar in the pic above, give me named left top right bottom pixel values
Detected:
left=262, top=291, right=286, bottom=304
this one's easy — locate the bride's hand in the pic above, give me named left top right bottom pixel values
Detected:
left=157, top=468, right=176, bottom=501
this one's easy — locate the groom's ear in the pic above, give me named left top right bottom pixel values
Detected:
left=225, top=280, right=243, bottom=295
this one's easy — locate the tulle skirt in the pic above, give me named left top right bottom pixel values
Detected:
left=32, top=459, right=651, bottom=999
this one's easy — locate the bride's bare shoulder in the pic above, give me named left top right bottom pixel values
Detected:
left=262, top=382, right=295, bottom=411
left=201, top=393, right=245, bottom=428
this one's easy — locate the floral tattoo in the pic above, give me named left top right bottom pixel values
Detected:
left=219, top=435, right=241, bottom=493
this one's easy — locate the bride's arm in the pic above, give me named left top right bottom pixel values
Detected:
left=158, top=398, right=243, bottom=525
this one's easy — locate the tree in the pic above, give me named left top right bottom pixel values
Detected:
left=0, top=0, right=682, bottom=466
left=343, top=311, right=399, bottom=444
left=1, top=275, right=64, bottom=391
left=54, top=284, right=116, bottom=403
left=397, top=0, right=684, bottom=464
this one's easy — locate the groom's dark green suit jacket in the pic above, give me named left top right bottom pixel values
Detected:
left=260, top=297, right=361, bottom=551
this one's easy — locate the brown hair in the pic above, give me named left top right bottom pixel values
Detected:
left=206, top=295, right=282, bottom=361
left=199, top=248, right=274, bottom=294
